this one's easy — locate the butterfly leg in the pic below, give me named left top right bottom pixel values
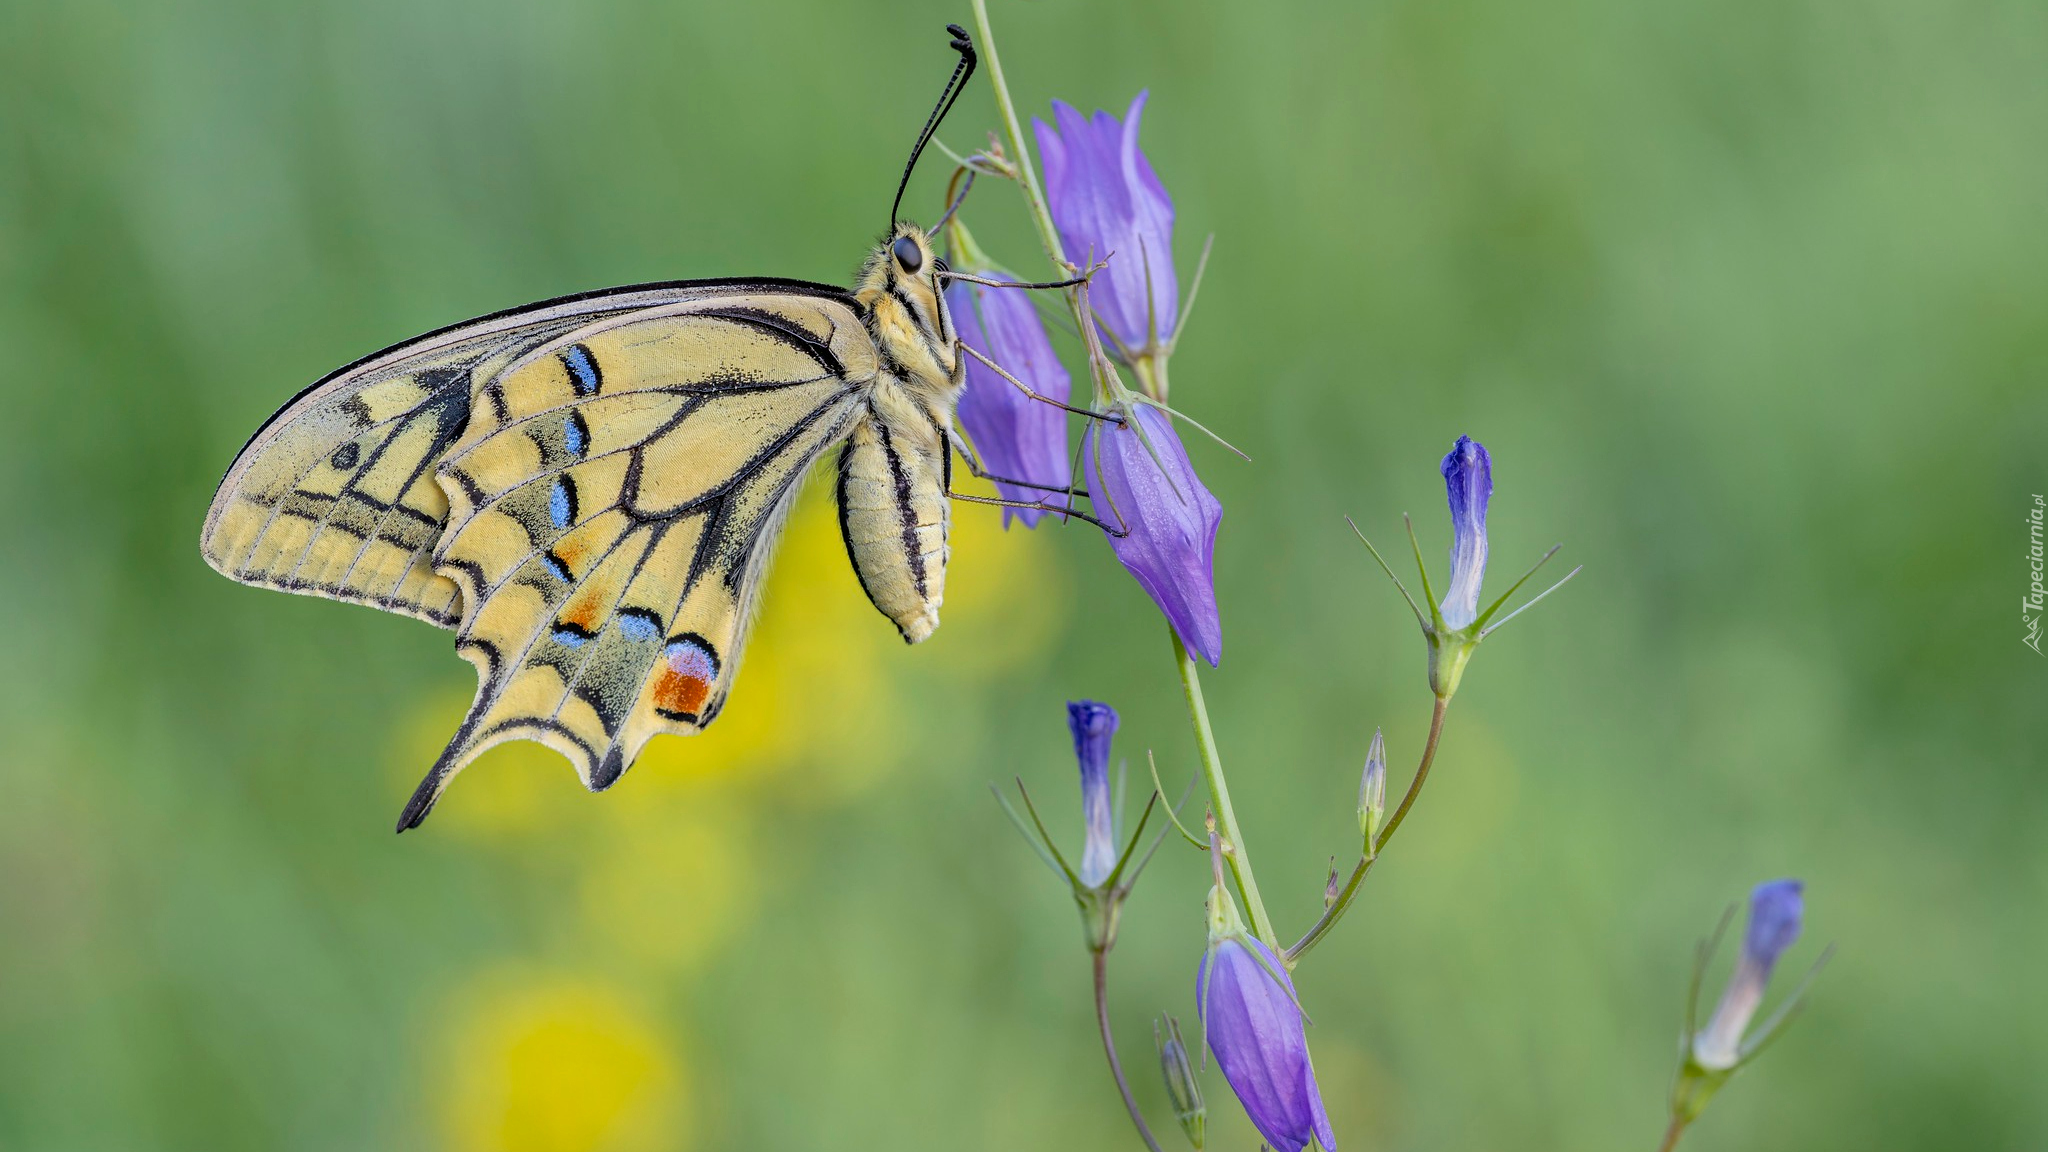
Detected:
left=959, top=344, right=1126, bottom=423
left=945, top=488, right=1129, bottom=537
left=947, top=428, right=1091, bottom=499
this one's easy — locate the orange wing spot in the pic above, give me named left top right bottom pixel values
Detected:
left=653, top=667, right=711, bottom=720
left=562, top=580, right=617, bottom=629
left=554, top=540, right=588, bottom=567
left=652, top=637, right=720, bottom=721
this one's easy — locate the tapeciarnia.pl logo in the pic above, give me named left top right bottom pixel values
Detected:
left=2027, top=494, right=2045, bottom=655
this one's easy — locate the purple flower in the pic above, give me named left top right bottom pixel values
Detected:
left=948, top=280, right=1072, bottom=527
left=1066, top=701, right=1120, bottom=888
left=1034, top=92, right=1178, bottom=354
left=1693, top=879, right=1806, bottom=1070
left=1199, top=933, right=1336, bottom=1152
left=1438, top=435, right=1492, bottom=630
left=1083, top=405, right=1223, bottom=665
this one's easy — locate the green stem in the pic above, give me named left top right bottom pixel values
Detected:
left=1093, top=950, right=1165, bottom=1152
left=968, top=0, right=1068, bottom=273
left=1284, top=696, right=1448, bottom=965
left=1173, top=630, right=1278, bottom=949
left=1656, top=1116, right=1689, bottom=1152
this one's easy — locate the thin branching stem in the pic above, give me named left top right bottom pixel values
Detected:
left=1093, top=950, right=1165, bottom=1152
left=1285, top=696, right=1450, bottom=964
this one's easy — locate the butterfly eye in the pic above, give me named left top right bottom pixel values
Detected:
left=892, top=235, right=925, bottom=274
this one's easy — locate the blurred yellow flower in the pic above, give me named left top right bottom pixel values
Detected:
left=440, top=972, right=685, bottom=1152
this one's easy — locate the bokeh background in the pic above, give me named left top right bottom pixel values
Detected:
left=3, top=0, right=2043, bottom=1148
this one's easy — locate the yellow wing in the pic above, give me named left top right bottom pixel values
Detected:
left=201, top=282, right=829, bottom=627
left=397, top=290, right=881, bottom=830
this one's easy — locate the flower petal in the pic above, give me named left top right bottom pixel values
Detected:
left=1083, top=406, right=1223, bottom=664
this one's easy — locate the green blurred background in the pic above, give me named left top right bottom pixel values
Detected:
left=3, top=0, right=2043, bottom=1148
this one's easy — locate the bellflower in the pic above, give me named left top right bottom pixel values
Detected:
left=1352, top=435, right=1578, bottom=701
left=1668, top=878, right=1826, bottom=1134
left=1083, top=404, right=1223, bottom=665
left=1067, top=700, right=1120, bottom=888
left=993, top=700, right=1163, bottom=953
left=948, top=278, right=1072, bottom=527
left=1034, top=92, right=1178, bottom=356
left=1693, top=879, right=1806, bottom=1071
left=1199, top=888, right=1336, bottom=1152
left=1438, top=435, right=1492, bottom=630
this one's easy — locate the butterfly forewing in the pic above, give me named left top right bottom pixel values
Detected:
left=200, top=281, right=835, bottom=629
left=400, top=292, right=878, bottom=828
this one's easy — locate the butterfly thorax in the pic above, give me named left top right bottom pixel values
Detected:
left=853, top=225, right=962, bottom=403
left=836, top=224, right=961, bottom=646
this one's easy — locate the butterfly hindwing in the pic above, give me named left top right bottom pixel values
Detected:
left=397, top=291, right=880, bottom=828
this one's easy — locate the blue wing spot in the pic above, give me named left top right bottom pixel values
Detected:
left=618, top=608, right=661, bottom=643
left=551, top=625, right=591, bottom=649
left=543, top=550, right=573, bottom=582
left=562, top=344, right=602, bottom=396
left=564, top=411, right=589, bottom=457
left=549, top=475, right=578, bottom=530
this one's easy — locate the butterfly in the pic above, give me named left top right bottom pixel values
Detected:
left=201, top=25, right=1079, bottom=831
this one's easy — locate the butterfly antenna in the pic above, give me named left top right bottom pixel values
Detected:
left=890, top=23, right=977, bottom=231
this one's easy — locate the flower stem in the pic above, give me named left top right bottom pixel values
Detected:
left=1093, top=950, right=1165, bottom=1152
left=1656, top=1116, right=1689, bottom=1152
left=1284, top=696, right=1449, bottom=965
left=968, top=0, right=1068, bottom=272
left=1173, top=630, right=1279, bottom=949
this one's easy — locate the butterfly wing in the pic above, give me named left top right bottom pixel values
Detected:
left=199, top=280, right=848, bottom=628
left=398, top=289, right=880, bottom=830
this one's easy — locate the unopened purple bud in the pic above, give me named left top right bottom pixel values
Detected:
left=1198, top=934, right=1337, bottom=1152
left=1438, top=436, right=1492, bottom=630
left=1693, top=879, right=1805, bottom=1070
left=1082, top=406, right=1223, bottom=665
left=1033, top=91, right=1178, bottom=354
left=1066, top=701, right=1120, bottom=888
left=948, top=279, right=1072, bottom=527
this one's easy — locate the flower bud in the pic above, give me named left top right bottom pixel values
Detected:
left=1670, top=878, right=1821, bottom=1127
left=1357, top=728, right=1387, bottom=850
left=1693, top=879, right=1805, bottom=1071
left=1155, top=1014, right=1207, bottom=1149
left=1067, top=701, right=1121, bottom=889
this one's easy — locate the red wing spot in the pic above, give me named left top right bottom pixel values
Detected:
left=653, top=638, right=719, bottom=721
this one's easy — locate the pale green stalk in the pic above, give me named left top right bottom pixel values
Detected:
left=1174, top=632, right=1278, bottom=950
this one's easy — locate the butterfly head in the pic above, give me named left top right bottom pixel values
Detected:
left=855, top=223, right=959, bottom=389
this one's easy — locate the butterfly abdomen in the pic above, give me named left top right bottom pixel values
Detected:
left=836, top=389, right=950, bottom=644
